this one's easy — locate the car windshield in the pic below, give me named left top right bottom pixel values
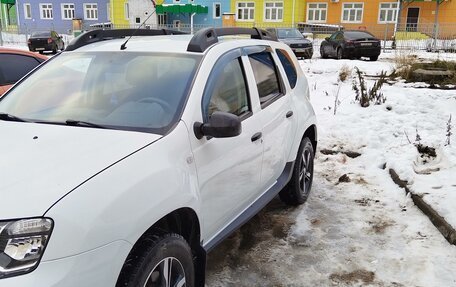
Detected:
left=277, top=29, right=304, bottom=39
left=31, top=32, right=51, bottom=38
left=0, top=52, right=201, bottom=134
left=345, top=31, right=376, bottom=40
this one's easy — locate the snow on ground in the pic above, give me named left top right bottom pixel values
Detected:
left=303, top=50, right=456, bottom=233
left=206, top=52, right=456, bottom=286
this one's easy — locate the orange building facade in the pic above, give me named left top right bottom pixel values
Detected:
left=302, top=0, right=456, bottom=37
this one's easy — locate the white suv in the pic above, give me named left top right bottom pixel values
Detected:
left=0, top=28, right=317, bottom=287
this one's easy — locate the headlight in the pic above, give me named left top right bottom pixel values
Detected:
left=0, top=218, right=53, bottom=279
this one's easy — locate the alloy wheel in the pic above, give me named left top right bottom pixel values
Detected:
left=144, top=257, right=186, bottom=287
left=299, top=149, right=313, bottom=197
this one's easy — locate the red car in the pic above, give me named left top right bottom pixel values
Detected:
left=0, top=48, right=48, bottom=96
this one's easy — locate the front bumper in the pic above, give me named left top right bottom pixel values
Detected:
left=0, top=240, right=131, bottom=287
left=291, top=47, right=313, bottom=58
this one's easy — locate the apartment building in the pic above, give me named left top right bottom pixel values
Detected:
left=15, top=0, right=110, bottom=33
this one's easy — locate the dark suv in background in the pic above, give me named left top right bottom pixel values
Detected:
left=267, top=28, right=313, bottom=59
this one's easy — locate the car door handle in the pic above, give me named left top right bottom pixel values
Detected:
left=251, top=132, right=262, bottom=142
left=286, top=111, right=293, bottom=118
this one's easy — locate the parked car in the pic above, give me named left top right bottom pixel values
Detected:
left=266, top=27, right=314, bottom=59
left=320, top=30, right=381, bottom=61
left=0, top=48, right=47, bottom=96
left=28, top=30, right=65, bottom=54
left=0, top=28, right=317, bottom=286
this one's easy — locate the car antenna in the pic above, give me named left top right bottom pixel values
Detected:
left=120, top=6, right=157, bottom=50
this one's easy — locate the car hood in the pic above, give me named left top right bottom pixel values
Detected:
left=0, top=121, right=161, bottom=219
left=279, top=38, right=312, bottom=45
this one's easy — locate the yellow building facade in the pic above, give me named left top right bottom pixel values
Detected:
left=231, top=0, right=306, bottom=27
left=110, top=0, right=130, bottom=27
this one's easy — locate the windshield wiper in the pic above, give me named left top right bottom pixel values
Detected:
left=0, top=113, right=29, bottom=122
left=65, top=119, right=107, bottom=129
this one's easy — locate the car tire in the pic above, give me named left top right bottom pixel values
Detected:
left=52, top=45, right=57, bottom=54
left=337, top=48, right=343, bottom=60
left=38, top=51, right=44, bottom=54
left=61, top=44, right=65, bottom=51
left=369, top=56, right=379, bottom=61
left=116, top=231, right=195, bottom=287
left=279, top=137, right=314, bottom=206
left=320, top=47, right=327, bottom=59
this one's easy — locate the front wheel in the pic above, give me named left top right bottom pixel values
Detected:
left=320, top=46, right=327, bottom=59
left=116, top=232, right=195, bottom=287
left=280, top=137, right=315, bottom=206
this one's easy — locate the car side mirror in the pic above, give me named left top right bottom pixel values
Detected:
left=194, top=111, right=242, bottom=139
left=325, top=37, right=330, bottom=41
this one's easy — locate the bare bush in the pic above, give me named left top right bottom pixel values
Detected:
left=352, top=67, right=387, bottom=107
left=446, top=115, right=452, bottom=146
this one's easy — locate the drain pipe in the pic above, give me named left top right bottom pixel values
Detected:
left=394, top=0, right=401, bottom=37
left=292, top=0, right=296, bottom=27
left=433, top=0, right=440, bottom=51
left=190, top=12, right=196, bottom=34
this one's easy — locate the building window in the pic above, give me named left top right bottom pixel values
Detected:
left=158, top=13, right=167, bottom=25
left=237, top=2, right=255, bottom=21
left=61, top=3, right=75, bottom=20
left=23, top=3, right=32, bottom=19
left=40, top=3, right=53, bottom=19
left=124, top=2, right=129, bottom=19
left=307, top=3, right=327, bottom=23
left=342, top=3, right=363, bottom=23
left=173, top=0, right=180, bottom=3
left=84, top=3, right=98, bottom=20
left=213, top=3, right=221, bottom=19
left=264, top=2, right=283, bottom=22
left=379, top=2, right=398, bottom=23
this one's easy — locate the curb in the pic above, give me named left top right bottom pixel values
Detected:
left=389, top=168, right=456, bottom=245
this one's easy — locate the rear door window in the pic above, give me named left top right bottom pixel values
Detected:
left=248, top=51, right=283, bottom=107
left=276, top=49, right=297, bottom=89
left=0, top=54, right=41, bottom=85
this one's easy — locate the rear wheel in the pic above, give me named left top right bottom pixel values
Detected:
left=279, top=137, right=315, bottom=206
left=337, top=48, right=343, bottom=60
left=52, top=45, right=57, bottom=54
left=116, top=231, right=194, bottom=287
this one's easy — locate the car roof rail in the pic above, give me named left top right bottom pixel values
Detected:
left=65, top=29, right=188, bottom=51
left=187, top=27, right=278, bottom=53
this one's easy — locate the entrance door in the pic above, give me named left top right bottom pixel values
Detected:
left=406, top=8, right=420, bottom=32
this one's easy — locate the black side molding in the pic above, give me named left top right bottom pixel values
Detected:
left=203, top=161, right=294, bottom=252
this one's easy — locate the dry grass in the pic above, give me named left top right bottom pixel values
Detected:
left=338, top=64, right=352, bottom=82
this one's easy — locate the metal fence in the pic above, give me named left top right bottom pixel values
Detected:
left=1, top=21, right=455, bottom=53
